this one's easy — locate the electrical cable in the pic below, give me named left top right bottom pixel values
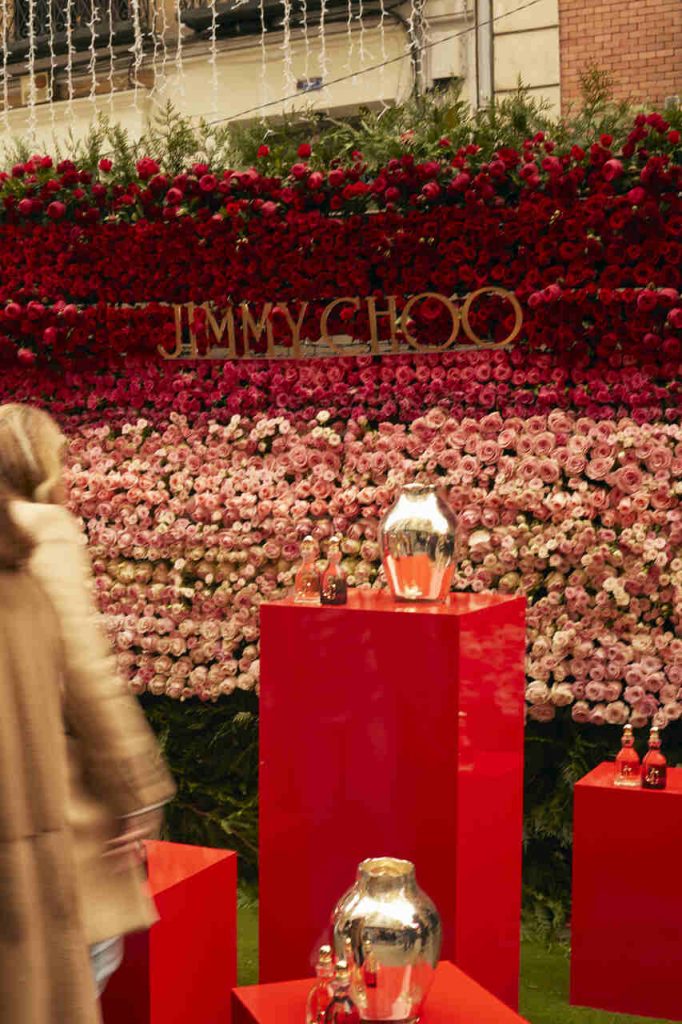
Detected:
left=203, top=0, right=543, bottom=124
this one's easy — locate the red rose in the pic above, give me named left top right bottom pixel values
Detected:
left=668, top=308, right=682, bottom=329
left=297, top=143, right=311, bottom=159
left=626, top=186, right=646, bottom=205
left=11, top=164, right=25, bottom=178
left=136, top=157, right=160, bottom=181
left=98, top=158, right=113, bottom=172
left=5, top=303, right=21, bottom=320
left=18, top=198, right=33, bottom=217
left=199, top=174, right=218, bottom=192
left=165, top=188, right=183, bottom=205
left=307, top=172, right=324, bottom=191
left=257, top=145, right=270, bottom=158
left=328, top=169, right=345, bottom=187
left=47, top=201, right=66, bottom=220
left=290, top=163, right=308, bottom=180
left=421, top=181, right=440, bottom=200
left=602, top=159, right=623, bottom=181
left=16, top=347, right=35, bottom=366
left=260, top=201, right=278, bottom=216
left=668, top=130, right=680, bottom=145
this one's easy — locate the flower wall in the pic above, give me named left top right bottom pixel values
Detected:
left=0, top=113, right=679, bottom=728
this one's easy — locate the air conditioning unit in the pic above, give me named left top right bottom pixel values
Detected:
left=20, top=71, right=49, bottom=106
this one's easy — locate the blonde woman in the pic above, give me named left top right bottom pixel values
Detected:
left=0, top=403, right=175, bottom=1024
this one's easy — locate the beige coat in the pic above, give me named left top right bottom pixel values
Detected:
left=1, top=502, right=176, bottom=1024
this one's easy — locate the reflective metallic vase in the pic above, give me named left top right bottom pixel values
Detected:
left=332, top=858, right=442, bottom=1023
left=379, top=484, right=457, bottom=601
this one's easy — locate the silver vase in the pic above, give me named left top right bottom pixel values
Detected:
left=379, top=484, right=457, bottom=601
left=332, top=858, right=442, bottom=1023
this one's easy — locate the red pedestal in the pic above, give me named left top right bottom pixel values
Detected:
left=571, top=762, right=682, bottom=1020
left=259, top=591, right=525, bottom=1008
left=101, top=840, right=237, bottom=1024
left=233, top=961, right=529, bottom=1024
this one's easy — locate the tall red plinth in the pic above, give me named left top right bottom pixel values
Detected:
left=259, top=591, right=525, bottom=1008
left=233, top=961, right=530, bottom=1024
left=571, top=762, right=682, bottom=1020
left=101, top=840, right=237, bottom=1024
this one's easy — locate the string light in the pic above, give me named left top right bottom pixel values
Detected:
left=206, top=0, right=544, bottom=125
left=26, top=0, right=36, bottom=140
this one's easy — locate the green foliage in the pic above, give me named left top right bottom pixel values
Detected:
left=141, top=691, right=259, bottom=880
left=4, top=73, right=679, bottom=178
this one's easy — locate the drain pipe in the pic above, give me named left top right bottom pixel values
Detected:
left=475, top=0, right=494, bottom=108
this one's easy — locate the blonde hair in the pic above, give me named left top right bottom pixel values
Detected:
left=0, top=405, right=67, bottom=569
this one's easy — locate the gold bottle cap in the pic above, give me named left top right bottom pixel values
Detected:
left=318, top=945, right=333, bottom=964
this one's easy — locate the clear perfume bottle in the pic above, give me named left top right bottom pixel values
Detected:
left=614, top=724, right=640, bottom=787
left=294, top=536, right=321, bottom=605
left=642, top=726, right=667, bottom=790
left=306, top=945, right=335, bottom=1024
left=321, top=536, right=347, bottom=606
left=324, top=962, right=360, bottom=1024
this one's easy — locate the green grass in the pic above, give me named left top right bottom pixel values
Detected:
left=237, top=894, right=672, bottom=1023
left=519, top=939, right=672, bottom=1024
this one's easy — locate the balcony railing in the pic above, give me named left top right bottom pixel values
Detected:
left=179, top=0, right=373, bottom=36
left=2, top=0, right=151, bottom=62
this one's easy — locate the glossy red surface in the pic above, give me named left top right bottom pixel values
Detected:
left=259, top=591, right=525, bottom=1007
left=101, top=840, right=237, bottom=1024
left=571, top=762, right=682, bottom=1019
left=233, top=961, right=530, bottom=1024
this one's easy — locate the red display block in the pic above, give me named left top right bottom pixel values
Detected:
left=571, top=762, right=682, bottom=1020
left=101, top=840, right=237, bottom=1024
left=233, top=961, right=529, bottom=1024
left=259, top=591, right=525, bottom=1008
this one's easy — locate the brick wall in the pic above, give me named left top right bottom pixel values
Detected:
left=559, top=0, right=682, bottom=111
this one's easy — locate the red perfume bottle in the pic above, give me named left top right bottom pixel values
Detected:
left=614, top=724, right=640, bottom=787
left=361, top=940, right=378, bottom=990
left=306, top=945, right=334, bottom=1024
left=641, top=726, right=667, bottom=790
left=324, top=961, right=360, bottom=1024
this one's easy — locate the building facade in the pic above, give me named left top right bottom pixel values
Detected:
left=0, top=0, right=678, bottom=145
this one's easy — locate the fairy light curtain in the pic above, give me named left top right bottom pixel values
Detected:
left=0, top=0, right=420, bottom=131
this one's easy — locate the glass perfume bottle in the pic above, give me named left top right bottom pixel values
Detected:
left=294, top=536, right=321, bottom=605
left=642, top=726, right=667, bottom=790
left=306, top=945, right=335, bottom=1024
left=324, top=961, right=360, bottom=1024
left=614, top=724, right=640, bottom=787
left=321, top=536, right=347, bottom=606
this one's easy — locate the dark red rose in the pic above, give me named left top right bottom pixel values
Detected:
left=297, top=143, right=311, bottom=159
left=98, top=158, right=113, bottom=172
left=47, top=201, right=66, bottom=220
left=257, top=145, right=270, bottom=158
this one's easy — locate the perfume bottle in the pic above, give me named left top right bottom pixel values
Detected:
left=642, top=726, right=667, bottom=790
left=361, top=939, right=378, bottom=990
left=614, top=724, right=640, bottom=787
left=321, top=536, right=347, bottom=606
left=294, top=536, right=321, bottom=604
left=324, top=961, right=360, bottom=1024
left=306, top=945, right=335, bottom=1024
